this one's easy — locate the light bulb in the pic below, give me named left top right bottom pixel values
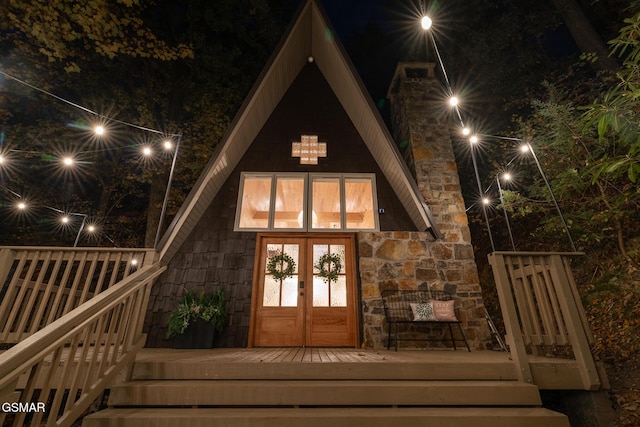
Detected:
left=421, top=16, right=433, bottom=30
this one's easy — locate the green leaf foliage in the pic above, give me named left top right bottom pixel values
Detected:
left=166, top=287, right=226, bottom=339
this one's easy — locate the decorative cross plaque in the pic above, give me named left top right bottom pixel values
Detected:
left=291, top=135, right=327, bottom=165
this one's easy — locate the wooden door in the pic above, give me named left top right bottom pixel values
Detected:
left=250, top=234, right=357, bottom=347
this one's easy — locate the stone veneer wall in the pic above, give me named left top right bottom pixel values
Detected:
left=369, top=62, right=492, bottom=349
left=358, top=231, right=487, bottom=349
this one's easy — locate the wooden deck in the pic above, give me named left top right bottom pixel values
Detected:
left=129, top=347, right=590, bottom=389
left=82, top=347, right=571, bottom=427
left=2, top=346, right=595, bottom=390
left=136, top=346, right=505, bottom=363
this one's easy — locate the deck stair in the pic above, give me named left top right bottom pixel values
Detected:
left=82, top=348, right=569, bottom=427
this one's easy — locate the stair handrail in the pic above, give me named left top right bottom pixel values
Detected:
left=488, top=251, right=601, bottom=391
left=0, top=261, right=166, bottom=427
left=0, top=247, right=156, bottom=344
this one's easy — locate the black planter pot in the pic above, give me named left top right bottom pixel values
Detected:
left=171, top=319, right=216, bottom=349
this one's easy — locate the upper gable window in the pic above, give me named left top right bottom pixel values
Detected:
left=235, top=173, right=379, bottom=232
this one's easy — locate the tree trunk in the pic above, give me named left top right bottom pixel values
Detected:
left=551, top=0, right=619, bottom=70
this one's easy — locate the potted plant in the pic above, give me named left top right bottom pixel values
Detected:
left=166, top=288, right=226, bottom=348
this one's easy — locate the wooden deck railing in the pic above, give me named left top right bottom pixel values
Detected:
left=0, top=247, right=156, bottom=344
left=0, top=262, right=166, bottom=427
left=488, top=251, right=601, bottom=390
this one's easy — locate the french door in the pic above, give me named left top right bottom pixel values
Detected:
left=250, top=234, right=357, bottom=347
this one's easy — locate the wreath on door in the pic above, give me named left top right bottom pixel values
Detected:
left=266, top=253, right=296, bottom=281
left=315, top=253, right=342, bottom=283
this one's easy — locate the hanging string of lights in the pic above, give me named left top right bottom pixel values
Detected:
left=1, top=9, right=577, bottom=250
left=418, top=10, right=577, bottom=252
left=0, top=69, right=182, bottom=246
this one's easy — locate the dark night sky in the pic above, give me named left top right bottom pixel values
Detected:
left=291, top=0, right=389, bottom=38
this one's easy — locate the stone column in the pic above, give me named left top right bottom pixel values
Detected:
left=355, top=62, right=492, bottom=349
left=388, top=62, right=471, bottom=244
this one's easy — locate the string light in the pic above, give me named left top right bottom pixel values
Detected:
left=421, top=15, right=433, bottom=30
left=0, top=11, right=576, bottom=250
left=496, top=173, right=516, bottom=251
left=416, top=13, right=575, bottom=252
left=0, top=69, right=185, bottom=246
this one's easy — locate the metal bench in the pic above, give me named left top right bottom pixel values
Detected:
left=381, top=289, right=471, bottom=352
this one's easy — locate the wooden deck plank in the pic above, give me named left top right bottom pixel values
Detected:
left=82, top=407, right=571, bottom=427
left=67, top=347, right=590, bottom=390
left=108, top=379, right=543, bottom=407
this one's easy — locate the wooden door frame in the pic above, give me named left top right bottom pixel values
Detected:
left=248, top=232, right=359, bottom=348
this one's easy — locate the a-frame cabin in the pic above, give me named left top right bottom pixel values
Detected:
left=0, top=1, right=608, bottom=426
left=145, top=0, right=490, bottom=350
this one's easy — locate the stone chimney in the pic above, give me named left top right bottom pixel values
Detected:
left=388, top=62, right=472, bottom=245
left=383, top=62, right=491, bottom=349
